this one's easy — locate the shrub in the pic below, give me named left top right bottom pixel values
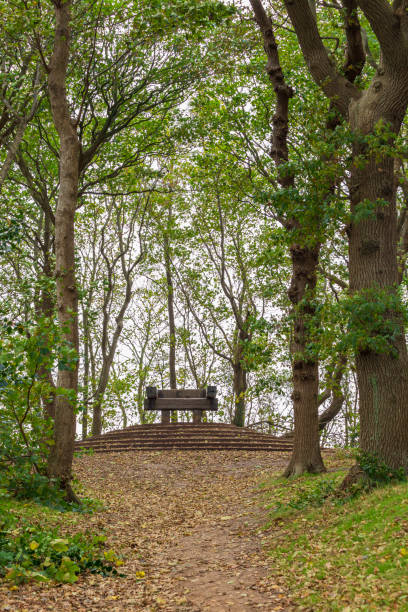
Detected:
left=0, top=510, right=123, bottom=585
left=356, top=450, right=406, bottom=485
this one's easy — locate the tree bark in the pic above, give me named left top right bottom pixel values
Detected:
left=282, top=0, right=408, bottom=471
left=46, top=0, right=80, bottom=502
left=164, top=224, right=178, bottom=422
left=81, top=306, right=90, bottom=440
left=281, top=356, right=347, bottom=439
left=283, top=245, right=325, bottom=475
left=348, top=89, right=408, bottom=470
left=232, top=330, right=247, bottom=427
left=250, top=0, right=325, bottom=474
left=35, top=214, right=57, bottom=420
left=318, top=392, right=344, bottom=433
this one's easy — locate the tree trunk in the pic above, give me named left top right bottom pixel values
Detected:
left=283, top=245, right=326, bottom=476
left=91, top=269, right=133, bottom=436
left=249, top=0, right=325, bottom=474
left=117, top=393, right=127, bottom=429
left=91, top=397, right=102, bottom=437
left=280, top=0, right=408, bottom=475
left=165, top=240, right=177, bottom=390
left=81, top=307, right=90, bottom=440
left=318, top=393, right=344, bottom=433
left=37, top=215, right=57, bottom=420
left=164, top=222, right=178, bottom=422
left=232, top=334, right=247, bottom=427
left=348, top=91, right=408, bottom=471
left=46, top=0, right=80, bottom=502
left=281, top=355, right=347, bottom=439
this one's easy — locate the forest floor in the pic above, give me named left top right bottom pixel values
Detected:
left=0, top=450, right=295, bottom=611
left=2, top=449, right=408, bottom=611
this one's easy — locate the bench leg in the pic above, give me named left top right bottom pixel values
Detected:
left=161, top=410, right=170, bottom=424
left=193, top=410, right=201, bottom=424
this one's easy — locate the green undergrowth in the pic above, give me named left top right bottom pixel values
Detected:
left=0, top=491, right=124, bottom=586
left=260, top=465, right=408, bottom=610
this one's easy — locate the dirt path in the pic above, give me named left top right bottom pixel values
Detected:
left=0, top=451, right=293, bottom=611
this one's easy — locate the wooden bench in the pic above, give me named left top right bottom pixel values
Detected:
left=144, top=387, right=218, bottom=424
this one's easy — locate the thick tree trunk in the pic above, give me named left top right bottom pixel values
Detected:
left=46, top=0, right=80, bottom=501
left=279, top=0, right=408, bottom=473
left=283, top=245, right=326, bottom=476
left=348, top=92, right=408, bottom=471
left=249, top=0, right=326, bottom=474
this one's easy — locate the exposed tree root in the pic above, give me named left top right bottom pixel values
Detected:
left=63, top=481, right=81, bottom=505
left=283, top=457, right=326, bottom=477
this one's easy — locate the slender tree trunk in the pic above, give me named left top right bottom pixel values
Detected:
left=348, top=95, right=408, bottom=470
left=232, top=362, right=247, bottom=428
left=36, top=215, right=57, bottom=420
left=283, top=245, right=325, bottom=475
left=46, top=0, right=80, bottom=502
left=117, top=393, right=127, bottom=429
left=91, top=271, right=133, bottom=436
left=164, top=221, right=178, bottom=423
left=164, top=238, right=177, bottom=390
left=232, top=332, right=247, bottom=427
left=81, top=307, right=90, bottom=439
left=137, top=372, right=146, bottom=424
left=318, top=393, right=344, bottom=433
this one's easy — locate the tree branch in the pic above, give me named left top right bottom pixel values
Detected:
left=283, top=0, right=361, bottom=116
left=357, top=0, right=407, bottom=65
left=341, top=0, right=366, bottom=82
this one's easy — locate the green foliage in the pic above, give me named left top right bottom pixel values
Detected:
left=140, top=0, right=235, bottom=38
left=356, top=451, right=406, bottom=485
left=0, top=215, right=22, bottom=254
left=0, top=499, right=123, bottom=585
left=2, top=470, right=59, bottom=506
left=0, top=311, right=77, bottom=502
left=354, top=119, right=408, bottom=167
left=339, top=287, right=406, bottom=357
left=352, top=198, right=388, bottom=224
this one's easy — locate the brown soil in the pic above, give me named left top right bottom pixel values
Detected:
left=0, top=451, right=293, bottom=611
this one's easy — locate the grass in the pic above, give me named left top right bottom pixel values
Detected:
left=0, top=494, right=79, bottom=528
left=260, top=457, right=408, bottom=611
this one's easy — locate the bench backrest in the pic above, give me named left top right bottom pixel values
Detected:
left=144, top=386, right=217, bottom=424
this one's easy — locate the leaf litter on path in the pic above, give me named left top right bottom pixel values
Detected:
left=0, top=450, right=294, bottom=611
